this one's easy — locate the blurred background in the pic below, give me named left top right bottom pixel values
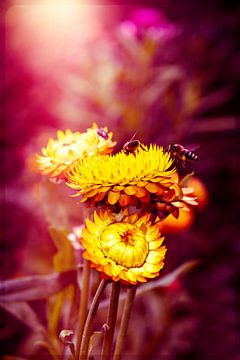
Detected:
left=1, top=0, right=239, bottom=359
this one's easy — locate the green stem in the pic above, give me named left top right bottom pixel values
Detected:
left=75, top=259, right=90, bottom=360
left=101, top=281, right=121, bottom=360
left=80, top=279, right=108, bottom=360
left=113, top=286, right=137, bottom=360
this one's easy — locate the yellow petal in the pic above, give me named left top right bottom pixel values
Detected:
left=135, top=187, right=147, bottom=198
left=126, top=269, right=137, bottom=283
left=145, top=183, right=163, bottom=193
left=108, top=191, right=120, bottom=205
left=85, top=189, right=99, bottom=198
left=85, top=218, right=100, bottom=235
left=137, top=181, right=148, bottom=187
left=143, top=263, right=161, bottom=273
left=113, top=185, right=124, bottom=191
left=149, top=238, right=165, bottom=250
left=146, top=248, right=166, bottom=264
left=135, top=275, right=147, bottom=283
left=124, top=186, right=137, bottom=195
left=81, top=228, right=96, bottom=243
left=120, top=270, right=137, bottom=284
left=65, top=129, right=72, bottom=137
left=57, top=130, right=65, bottom=140
left=93, top=211, right=104, bottom=226
left=104, top=263, right=120, bottom=277
left=99, top=186, right=111, bottom=193
left=135, top=214, right=150, bottom=227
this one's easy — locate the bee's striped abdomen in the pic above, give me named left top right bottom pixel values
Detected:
left=185, top=150, right=199, bottom=162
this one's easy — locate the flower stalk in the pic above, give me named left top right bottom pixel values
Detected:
left=75, top=259, right=90, bottom=360
left=79, top=279, right=108, bottom=360
left=113, top=286, right=137, bottom=360
left=101, top=281, right=121, bottom=360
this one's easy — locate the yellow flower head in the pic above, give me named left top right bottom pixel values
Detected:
left=36, top=124, right=116, bottom=179
left=81, top=210, right=166, bottom=284
left=67, top=145, right=195, bottom=216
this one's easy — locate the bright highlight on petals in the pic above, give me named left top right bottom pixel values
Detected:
left=36, top=123, right=116, bottom=179
left=81, top=210, right=166, bottom=284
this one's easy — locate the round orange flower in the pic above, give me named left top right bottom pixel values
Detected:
left=81, top=210, right=166, bottom=284
left=36, top=124, right=116, bottom=179
left=157, top=207, right=194, bottom=234
left=188, top=176, right=208, bottom=211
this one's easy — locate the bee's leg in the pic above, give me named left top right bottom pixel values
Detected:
left=179, top=154, right=186, bottom=168
left=140, top=144, right=147, bottom=151
left=181, top=159, right=186, bottom=168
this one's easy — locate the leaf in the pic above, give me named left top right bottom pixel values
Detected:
left=48, top=228, right=78, bottom=339
left=88, top=324, right=109, bottom=358
left=136, top=260, right=199, bottom=296
left=99, top=260, right=199, bottom=309
left=49, top=228, right=77, bottom=273
left=33, top=340, right=59, bottom=360
left=47, top=287, right=76, bottom=339
left=180, top=172, right=194, bottom=187
left=0, top=301, right=46, bottom=334
left=0, top=270, right=77, bottom=302
left=47, top=285, right=76, bottom=340
left=48, top=292, right=66, bottom=339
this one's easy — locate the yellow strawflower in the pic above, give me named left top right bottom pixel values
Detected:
left=36, top=124, right=116, bottom=179
left=81, top=210, right=166, bottom=284
left=67, top=145, right=197, bottom=216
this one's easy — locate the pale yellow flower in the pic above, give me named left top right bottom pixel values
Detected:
left=36, top=124, right=116, bottom=179
left=81, top=210, right=166, bottom=284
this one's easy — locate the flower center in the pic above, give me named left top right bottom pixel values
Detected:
left=100, top=223, right=148, bottom=268
left=55, top=138, right=82, bottom=161
left=61, top=138, right=75, bottom=147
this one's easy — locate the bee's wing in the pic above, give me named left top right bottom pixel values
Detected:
left=186, top=143, right=201, bottom=151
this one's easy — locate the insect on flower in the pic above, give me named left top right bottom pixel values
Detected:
left=97, top=127, right=109, bottom=140
left=123, top=133, right=146, bottom=156
left=167, top=143, right=199, bottom=167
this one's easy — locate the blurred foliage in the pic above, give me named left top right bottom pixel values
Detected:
left=1, top=1, right=239, bottom=359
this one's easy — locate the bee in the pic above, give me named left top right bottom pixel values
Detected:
left=168, top=143, right=199, bottom=166
left=123, top=133, right=146, bottom=156
left=97, top=128, right=109, bottom=140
